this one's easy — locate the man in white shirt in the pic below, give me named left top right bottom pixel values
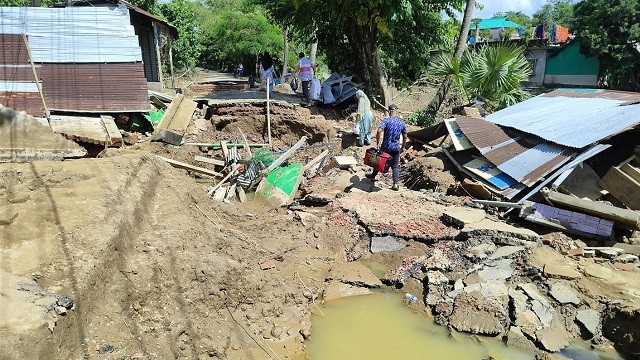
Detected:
left=295, top=52, right=316, bottom=105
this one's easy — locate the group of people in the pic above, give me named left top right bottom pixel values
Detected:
left=240, top=52, right=406, bottom=191
left=246, top=52, right=317, bottom=105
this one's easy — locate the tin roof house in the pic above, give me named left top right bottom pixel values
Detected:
left=0, top=3, right=177, bottom=118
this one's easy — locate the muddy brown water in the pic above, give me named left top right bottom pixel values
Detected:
left=307, top=291, right=624, bottom=360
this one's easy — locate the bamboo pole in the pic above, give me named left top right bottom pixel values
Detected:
left=22, top=34, right=49, bottom=119
left=266, top=76, right=272, bottom=147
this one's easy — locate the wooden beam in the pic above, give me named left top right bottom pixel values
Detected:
left=153, top=23, right=164, bottom=90
left=302, top=149, right=329, bottom=172
left=22, top=34, right=48, bottom=119
left=266, top=76, right=272, bottom=147
left=158, top=156, right=223, bottom=178
left=264, top=136, right=308, bottom=174
left=220, top=140, right=229, bottom=163
left=542, top=188, right=640, bottom=229
left=194, top=155, right=225, bottom=167
left=600, top=167, right=640, bottom=210
left=168, top=38, right=175, bottom=89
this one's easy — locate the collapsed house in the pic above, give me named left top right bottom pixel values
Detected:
left=425, top=89, right=640, bottom=237
left=0, top=4, right=177, bottom=145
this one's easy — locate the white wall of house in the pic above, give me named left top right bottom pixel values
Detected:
left=524, top=48, right=547, bottom=86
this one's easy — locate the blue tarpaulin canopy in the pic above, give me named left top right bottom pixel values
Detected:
left=470, top=17, right=521, bottom=30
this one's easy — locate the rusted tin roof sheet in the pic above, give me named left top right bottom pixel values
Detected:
left=486, top=88, right=640, bottom=149
left=0, top=7, right=150, bottom=115
left=456, top=116, right=575, bottom=186
left=42, top=63, right=150, bottom=112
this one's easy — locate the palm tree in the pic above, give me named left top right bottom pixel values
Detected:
left=431, top=43, right=532, bottom=111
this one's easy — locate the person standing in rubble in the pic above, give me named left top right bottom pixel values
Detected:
left=366, top=104, right=407, bottom=191
left=355, top=90, right=373, bottom=146
left=259, top=52, right=276, bottom=91
left=295, top=52, right=316, bottom=105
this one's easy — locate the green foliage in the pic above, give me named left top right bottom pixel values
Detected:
left=493, top=11, right=532, bottom=38
left=200, top=10, right=283, bottom=71
left=0, top=0, right=59, bottom=6
left=127, top=0, right=157, bottom=12
left=573, top=0, right=640, bottom=91
left=431, top=44, right=532, bottom=110
left=158, top=0, right=205, bottom=71
left=532, top=0, right=574, bottom=30
left=406, top=110, right=436, bottom=127
left=253, top=0, right=465, bottom=97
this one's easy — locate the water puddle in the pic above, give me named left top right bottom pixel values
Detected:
left=307, top=292, right=624, bottom=360
left=307, top=291, right=530, bottom=360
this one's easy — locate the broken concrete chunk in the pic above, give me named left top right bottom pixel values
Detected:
left=442, top=206, right=486, bottom=227
left=322, top=281, right=372, bottom=302
left=326, top=262, right=382, bottom=288
left=543, top=262, right=582, bottom=280
left=536, top=325, right=570, bottom=352
left=576, top=309, right=600, bottom=338
left=613, top=243, right=640, bottom=256
left=506, top=326, right=538, bottom=353
left=370, top=236, right=406, bottom=253
left=488, top=245, right=525, bottom=260
left=549, top=282, right=581, bottom=305
left=449, top=291, right=508, bottom=336
left=614, top=254, right=638, bottom=264
left=426, top=271, right=449, bottom=286
left=590, top=247, right=625, bottom=259
left=477, top=259, right=514, bottom=282
left=465, top=243, right=496, bottom=260
left=461, top=218, right=538, bottom=241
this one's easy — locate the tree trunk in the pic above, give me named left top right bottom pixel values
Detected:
left=345, top=28, right=371, bottom=94
left=281, top=27, right=289, bottom=83
left=371, top=45, right=390, bottom=108
left=309, top=29, right=318, bottom=63
left=423, top=0, right=475, bottom=118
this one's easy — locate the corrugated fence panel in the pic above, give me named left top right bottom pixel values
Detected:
left=41, top=63, right=150, bottom=112
left=0, top=91, right=43, bottom=116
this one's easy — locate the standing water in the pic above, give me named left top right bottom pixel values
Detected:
left=307, top=292, right=624, bottom=360
left=307, top=292, right=531, bottom=360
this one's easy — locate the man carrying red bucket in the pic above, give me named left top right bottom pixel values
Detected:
left=364, top=104, right=408, bottom=191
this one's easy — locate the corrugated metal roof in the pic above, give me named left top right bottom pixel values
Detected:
left=0, top=6, right=142, bottom=63
left=486, top=89, right=640, bottom=148
left=42, top=63, right=150, bottom=112
left=456, top=116, right=575, bottom=186
left=0, top=7, right=150, bottom=115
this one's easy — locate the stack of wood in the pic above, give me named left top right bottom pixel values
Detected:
left=599, top=156, right=640, bottom=210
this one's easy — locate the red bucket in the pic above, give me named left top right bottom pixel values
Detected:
left=364, top=148, right=391, bottom=173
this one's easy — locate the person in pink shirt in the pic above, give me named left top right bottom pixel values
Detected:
left=295, top=52, right=316, bottom=105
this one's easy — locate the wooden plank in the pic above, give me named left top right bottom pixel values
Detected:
left=220, top=140, right=229, bottom=163
left=155, top=94, right=183, bottom=132
left=302, top=149, right=329, bottom=172
left=620, top=163, right=640, bottom=183
left=194, top=155, right=225, bottom=167
left=264, top=136, right=308, bottom=174
left=166, top=97, right=197, bottom=133
left=157, top=156, right=223, bottom=178
left=600, top=167, right=640, bottom=210
left=237, top=186, right=247, bottom=202
left=101, top=115, right=122, bottom=146
left=208, top=164, right=239, bottom=195
left=542, top=188, right=640, bottom=229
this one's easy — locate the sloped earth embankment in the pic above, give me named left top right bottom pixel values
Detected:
left=0, top=153, right=356, bottom=359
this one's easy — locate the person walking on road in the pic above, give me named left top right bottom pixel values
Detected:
left=295, top=52, right=316, bottom=105
left=365, top=104, right=408, bottom=191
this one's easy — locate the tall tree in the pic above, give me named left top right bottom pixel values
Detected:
left=421, top=0, right=475, bottom=121
left=573, top=0, right=640, bottom=90
left=532, top=0, right=574, bottom=30
left=254, top=0, right=463, bottom=107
